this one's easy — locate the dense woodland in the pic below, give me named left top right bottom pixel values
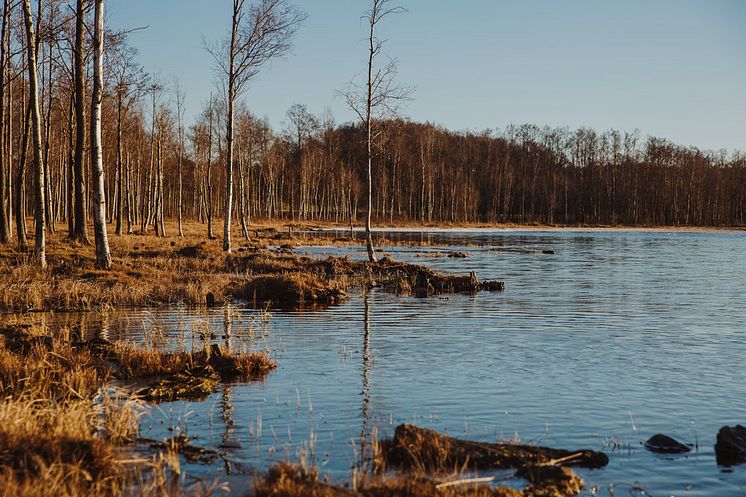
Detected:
left=0, top=0, right=744, bottom=264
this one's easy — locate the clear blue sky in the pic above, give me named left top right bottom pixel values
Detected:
left=109, top=0, right=746, bottom=151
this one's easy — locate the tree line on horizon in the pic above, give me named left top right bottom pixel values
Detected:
left=0, top=0, right=744, bottom=269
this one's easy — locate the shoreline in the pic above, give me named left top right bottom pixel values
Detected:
left=240, top=218, right=746, bottom=234
left=313, top=224, right=745, bottom=234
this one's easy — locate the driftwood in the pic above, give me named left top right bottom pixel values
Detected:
left=383, top=424, right=609, bottom=471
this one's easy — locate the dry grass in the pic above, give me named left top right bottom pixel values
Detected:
left=0, top=321, right=265, bottom=496
left=253, top=463, right=523, bottom=497
left=235, top=272, right=347, bottom=306
left=0, top=324, right=136, bottom=497
left=112, top=341, right=277, bottom=402
left=0, top=219, right=504, bottom=311
left=252, top=423, right=607, bottom=497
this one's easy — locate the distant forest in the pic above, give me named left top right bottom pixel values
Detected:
left=1, top=0, right=744, bottom=264
left=8, top=98, right=746, bottom=237
left=219, top=118, right=746, bottom=227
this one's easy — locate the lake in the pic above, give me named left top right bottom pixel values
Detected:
left=45, top=229, right=746, bottom=496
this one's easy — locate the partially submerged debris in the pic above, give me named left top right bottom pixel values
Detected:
left=516, top=465, right=583, bottom=497
left=383, top=424, right=608, bottom=471
left=254, top=462, right=522, bottom=497
left=715, top=425, right=746, bottom=466
left=254, top=459, right=586, bottom=497
left=448, top=251, right=468, bottom=258
left=146, top=435, right=220, bottom=464
left=135, top=366, right=219, bottom=402
left=644, top=434, right=691, bottom=454
left=373, top=258, right=505, bottom=296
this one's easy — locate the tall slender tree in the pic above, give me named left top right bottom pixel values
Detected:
left=206, top=0, right=305, bottom=252
left=0, top=0, right=9, bottom=244
left=175, top=80, right=185, bottom=237
left=90, top=0, right=110, bottom=269
left=71, top=0, right=89, bottom=243
left=343, top=0, right=412, bottom=262
left=21, top=0, right=46, bottom=267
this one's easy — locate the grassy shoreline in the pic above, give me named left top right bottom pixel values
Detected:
left=0, top=317, right=275, bottom=497
left=0, top=221, right=505, bottom=313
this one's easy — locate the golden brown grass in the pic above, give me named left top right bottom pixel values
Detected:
left=0, top=321, right=269, bottom=496
left=0, top=324, right=137, bottom=497
left=112, top=340, right=277, bottom=402
left=110, top=335, right=276, bottom=381
left=253, top=462, right=524, bottom=497
left=252, top=422, right=606, bottom=497
left=0, top=220, right=504, bottom=312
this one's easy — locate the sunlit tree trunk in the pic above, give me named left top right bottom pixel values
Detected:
left=72, top=0, right=88, bottom=243
left=90, top=0, right=111, bottom=269
left=22, top=0, right=46, bottom=267
left=43, top=4, right=54, bottom=234
left=15, top=104, right=30, bottom=252
left=223, top=10, right=237, bottom=253
left=206, top=95, right=214, bottom=239
left=115, top=90, right=123, bottom=235
left=156, top=124, right=165, bottom=237
left=0, top=0, right=9, bottom=244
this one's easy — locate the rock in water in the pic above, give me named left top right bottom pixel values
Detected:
left=206, top=292, right=216, bottom=307
left=644, top=434, right=690, bottom=454
left=716, top=425, right=746, bottom=466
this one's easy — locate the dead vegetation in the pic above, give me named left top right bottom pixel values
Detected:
left=253, top=423, right=608, bottom=497
left=0, top=221, right=504, bottom=311
left=253, top=463, right=523, bottom=497
left=0, top=321, right=274, bottom=496
left=0, top=323, right=136, bottom=497
left=382, top=424, right=608, bottom=471
left=112, top=342, right=276, bottom=402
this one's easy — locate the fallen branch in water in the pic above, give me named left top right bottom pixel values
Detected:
left=436, top=476, right=497, bottom=489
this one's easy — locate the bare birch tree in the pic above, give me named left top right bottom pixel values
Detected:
left=175, top=80, right=185, bottom=237
left=206, top=0, right=305, bottom=252
left=108, top=34, right=146, bottom=236
left=205, top=95, right=216, bottom=238
left=90, top=0, right=110, bottom=269
left=0, top=0, right=9, bottom=244
left=21, top=0, right=46, bottom=266
left=342, top=0, right=412, bottom=262
left=71, top=0, right=89, bottom=243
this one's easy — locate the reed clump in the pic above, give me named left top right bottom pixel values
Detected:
left=0, top=321, right=272, bottom=496
left=0, top=324, right=137, bottom=497
left=253, top=462, right=524, bottom=497
left=110, top=341, right=276, bottom=381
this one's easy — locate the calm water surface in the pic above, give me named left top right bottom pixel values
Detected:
left=49, top=230, right=746, bottom=496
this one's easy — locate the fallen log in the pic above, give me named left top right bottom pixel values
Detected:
left=383, top=424, right=609, bottom=471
